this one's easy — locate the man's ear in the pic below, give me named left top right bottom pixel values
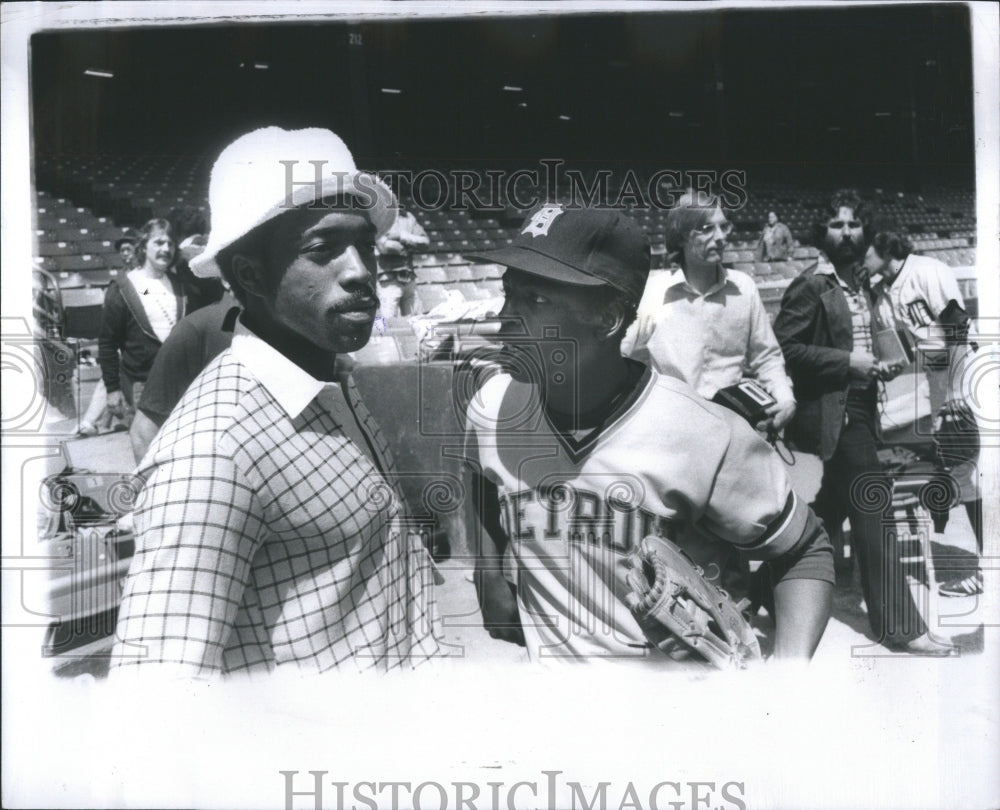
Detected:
left=231, top=253, right=268, bottom=301
left=597, top=300, right=628, bottom=342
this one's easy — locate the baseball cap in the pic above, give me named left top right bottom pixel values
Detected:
left=114, top=228, right=138, bottom=250
left=190, top=126, right=397, bottom=278
left=466, top=205, right=650, bottom=302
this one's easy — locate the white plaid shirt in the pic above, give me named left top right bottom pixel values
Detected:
left=112, top=321, right=440, bottom=677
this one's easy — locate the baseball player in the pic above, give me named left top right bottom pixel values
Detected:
left=865, top=227, right=983, bottom=596
left=463, top=205, right=833, bottom=663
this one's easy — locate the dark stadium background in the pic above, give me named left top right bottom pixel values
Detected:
left=30, top=4, right=974, bottom=191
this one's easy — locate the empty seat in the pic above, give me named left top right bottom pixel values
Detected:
left=480, top=279, right=504, bottom=296
left=444, top=266, right=474, bottom=283
left=53, top=272, right=88, bottom=289
left=52, top=254, right=102, bottom=273
left=77, top=240, right=116, bottom=254
left=416, top=286, right=450, bottom=310
left=76, top=268, right=117, bottom=286
left=457, top=282, right=486, bottom=300
left=415, top=266, right=448, bottom=284
left=62, top=287, right=107, bottom=339
left=37, top=241, right=78, bottom=257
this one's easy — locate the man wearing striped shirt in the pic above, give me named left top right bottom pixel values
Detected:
left=111, top=127, right=440, bottom=677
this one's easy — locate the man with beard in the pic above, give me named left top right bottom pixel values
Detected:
left=111, top=127, right=440, bottom=677
left=773, top=189, right=956, bottom=655
left=463, top=205, right=833, bottom=663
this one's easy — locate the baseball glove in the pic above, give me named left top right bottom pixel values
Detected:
left=624, top=535, right=762, bottom=669
left=933, top=399, right=980, bottom=468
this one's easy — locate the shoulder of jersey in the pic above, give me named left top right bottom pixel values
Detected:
left=904, top=253, right=952, bottom=283
left=466, top=371, right=520, bottom=426
left=637, top=371, right=743, bottom=439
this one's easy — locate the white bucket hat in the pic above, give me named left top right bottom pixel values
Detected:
left=190, top=126, right=397, bottom=278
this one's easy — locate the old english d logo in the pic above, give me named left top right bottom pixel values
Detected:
left=521, top=206, right=564, bottom=238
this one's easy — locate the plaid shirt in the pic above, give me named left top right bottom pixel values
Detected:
left=112, top=321, right=440, bottom=677
left=815, top=262, right=875, bottom=390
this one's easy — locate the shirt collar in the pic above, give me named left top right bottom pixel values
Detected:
left=816, top=260, right=870, bottom=294
left=813, top=259, right=837, bottom=277
left=230, top=319, right=334, bottom=418
left=814, top=259, right=855, bottom=291
left=666, top=265, right=731, bottom=296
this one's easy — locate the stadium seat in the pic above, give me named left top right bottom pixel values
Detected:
left=52, top=254, right=102, bottom=273
left=444, top=266, right=474, bottom=283
left=415, top=266, right=448, bottom=284
left=37, top=241, right=78, bottom=257
left=416, top=286, right=450, bottom=310
left=62, top=287, right=106, bottom=339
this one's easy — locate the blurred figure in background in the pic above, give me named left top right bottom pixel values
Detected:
left=756, top=210, right=795, bottom=262
left=169, top=206, right=225, bottom=310
left=77, top=229, right=142, bottom=435
left=114, top=229, right=139, bottom=271
left=98, top=217, right=188, bottom=429
left=376, top=206, right=429, bottom=318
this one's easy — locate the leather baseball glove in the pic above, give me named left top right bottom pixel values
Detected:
left=624, top=535, right=762, bottom=669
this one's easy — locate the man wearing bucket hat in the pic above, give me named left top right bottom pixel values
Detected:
left=462, top=204, right=833, bottom=662
left=112, top=127, right=440, bottom=677
left=114, top=228, right=138, bottom=270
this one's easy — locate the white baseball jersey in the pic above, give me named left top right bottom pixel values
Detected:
left=877, top=254, right=972, bottom=357
left=465, top=366, right=809, bottom=662
left=875, top=253, right=975, bottom=413
left=874, top=254, right=979, bottom=500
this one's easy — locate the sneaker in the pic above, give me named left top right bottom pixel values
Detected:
left=939, top=570, right=983, bottom=597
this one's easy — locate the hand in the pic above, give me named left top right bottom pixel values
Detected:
left=106, top=389, right=127, bottom=418
left=377, top=236, right=407, bottom=255
left=848, top=350, right=877, bottom=382
left=875, top=361, right=905, bottom=382
left=475, top=569, right=525, bottom=647
left=760, top=398, right=797, bottom=431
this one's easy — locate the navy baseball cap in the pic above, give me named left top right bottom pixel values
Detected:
left=466, top=205, right=650, bottom=302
